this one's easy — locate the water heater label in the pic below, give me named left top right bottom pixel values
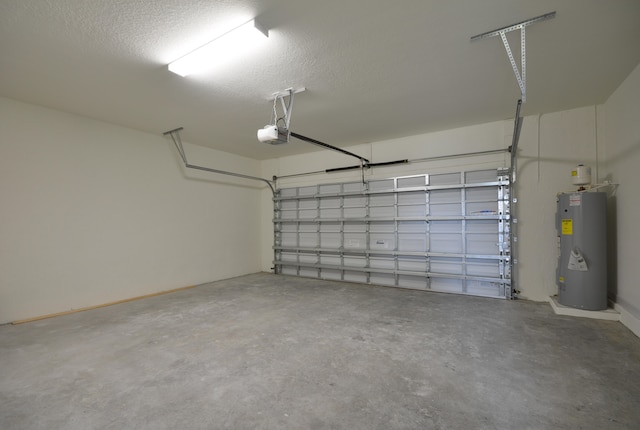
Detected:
left=562, top=219, right=573, bottom=235
left=569, top=193, right=582, bottom=206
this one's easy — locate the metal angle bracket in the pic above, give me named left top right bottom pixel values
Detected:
left=163, top=127, right=276, bottom=194
left=471, top=11, right=556, bottom=103
left=270, top=87, right=306, bottom=99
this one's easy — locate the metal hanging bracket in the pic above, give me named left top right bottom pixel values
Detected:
left=271, top=87, right=305, bottom=131
left=471, top=11, right=556, bottom=103
left=258, top=87, right=305, bottom=145
left=259, top=87, right=372, bottom=168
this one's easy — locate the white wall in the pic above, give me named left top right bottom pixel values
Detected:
left=0, top=97, right=264, bottom=324
left=599, top=63, right=640, bottom=335
left=260, top=107, right=603, bottom=303
left=516, top=106, right=600, bottom=301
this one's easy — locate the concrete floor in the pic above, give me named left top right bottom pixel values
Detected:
left=1, top=273, right=639, bottom=430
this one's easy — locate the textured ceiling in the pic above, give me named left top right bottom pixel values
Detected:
left=1, top=0, right=639, bottom=160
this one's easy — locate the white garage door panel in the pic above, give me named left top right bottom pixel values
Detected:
left=398, top=256, right=428, bottom=271
left=344, top=271, right=367, bottom=283
left=430, top=257, right=463, bottom=274
left=344, top=256, right=367, bottom=268
left=320, top=233, right=341, bottom=248
left=273, top=169, right=511, bottom=299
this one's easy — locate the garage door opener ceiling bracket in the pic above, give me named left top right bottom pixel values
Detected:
left=261, top=88, right=408, bottom=184
left=259, top=88, right=369, bottom=164
left=163, top=127, right=275, bottom=195
left=471, top=11, right=556, bottom=103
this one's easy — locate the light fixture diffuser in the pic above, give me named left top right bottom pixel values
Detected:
left=168, top=19, right=268, bottom=77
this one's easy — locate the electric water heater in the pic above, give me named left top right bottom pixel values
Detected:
left=556, top=192, right=608, bottom=310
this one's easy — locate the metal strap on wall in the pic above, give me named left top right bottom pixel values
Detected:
left=508, top=99, right=523, bottom=296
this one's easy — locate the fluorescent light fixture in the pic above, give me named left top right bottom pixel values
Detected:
left=168, top=19, right=268, bottom=77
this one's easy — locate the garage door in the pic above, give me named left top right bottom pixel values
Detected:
left=273, top=168, right=512, bottom=299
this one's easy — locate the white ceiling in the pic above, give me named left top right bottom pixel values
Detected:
left=1, top=0, right=639, bottom=160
